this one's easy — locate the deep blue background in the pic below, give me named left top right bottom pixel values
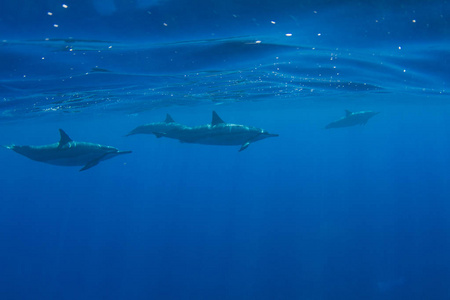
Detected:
left=2, top=100, right=450, bottom=299
left=1, top=0, right=450, bottom=299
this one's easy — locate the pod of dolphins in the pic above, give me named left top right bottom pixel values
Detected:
left=2, top=110, right=379, bottom=171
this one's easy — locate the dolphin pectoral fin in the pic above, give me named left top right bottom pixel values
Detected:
left=80, top=160, right=100, bottom=171
left=153, top=132, right=166, bottom=138
left=239, top=142, right=250, bottom=152
left=79, top=152, right=110, bottom=171
left=80, top=150, right=132, bottom=171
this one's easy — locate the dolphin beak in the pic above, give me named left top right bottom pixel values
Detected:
left=117, top=150, right=132, bottom=155
left=266, top=133, right=279, bottom=138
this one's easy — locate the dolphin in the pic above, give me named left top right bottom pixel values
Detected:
left=325, top=110, right=380, bottom=129
left=126, top=114, right=190, bottom=139
left=2, top=129, right=132, bottom=171
left=175, top=111, right=279, bottom=151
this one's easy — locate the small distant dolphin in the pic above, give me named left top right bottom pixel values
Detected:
left=126, top=114, right=190, bottom=139
left=325, top=110, right=380, bottom=129
left=176, top=111, right=279, bottom=151
left=3, top=129, right=132, bottom=171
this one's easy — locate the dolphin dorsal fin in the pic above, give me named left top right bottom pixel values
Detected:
left=165, top=114, right=175, bottom=123
left=345, top=110, right=352, bottom=117
left=58, top=129, right=73, bottom=146
left=212, top=111, right=225, bottom=126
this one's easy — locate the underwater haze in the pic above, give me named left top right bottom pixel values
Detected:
left=1, top=0, right=450, bottom=299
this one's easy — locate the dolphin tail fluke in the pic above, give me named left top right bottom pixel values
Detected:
left=1, top=144, right=13, bottom=150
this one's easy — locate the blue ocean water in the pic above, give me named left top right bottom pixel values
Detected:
left=1, top=0, right=449, bottom=299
